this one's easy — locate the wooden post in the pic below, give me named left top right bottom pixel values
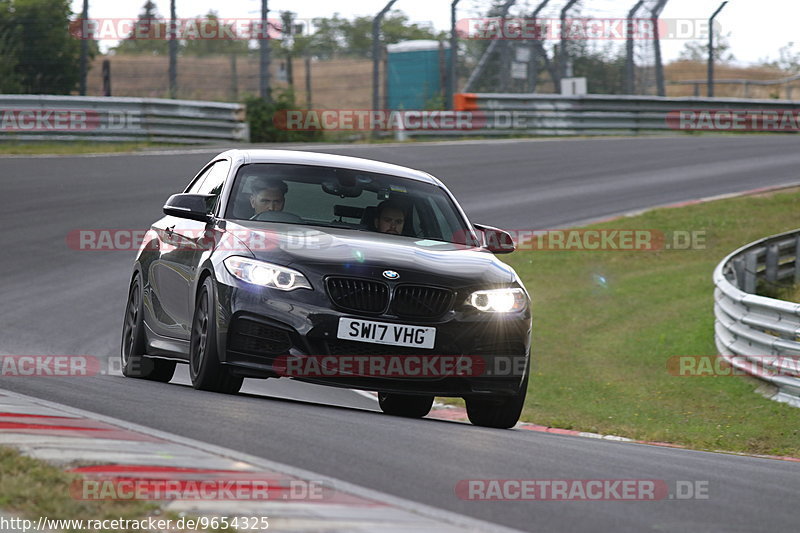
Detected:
left=102, top=59, right=111, bottom=97
left=230, top=53, right=238, bottom=101
left=305, top=55, right=312, bottom=108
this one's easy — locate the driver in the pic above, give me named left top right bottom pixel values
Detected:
left=250, top=179, right=287, bottom=215
left=374, top=200, right=406, bottom=235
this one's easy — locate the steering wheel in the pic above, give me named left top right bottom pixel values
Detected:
left=250, top=210, right=303, bottom=223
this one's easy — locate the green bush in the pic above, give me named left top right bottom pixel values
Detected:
left=245, top=89, right=322, bottom=143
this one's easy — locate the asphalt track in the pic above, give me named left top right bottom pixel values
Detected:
left=2, top=135, right=800, bottom=532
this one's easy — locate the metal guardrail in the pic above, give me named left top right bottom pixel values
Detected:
left=713, top=229, right=800, bottom=407
left=402, top=93, right=800, bottom=137
left=0, top=95, right=247, bottom=143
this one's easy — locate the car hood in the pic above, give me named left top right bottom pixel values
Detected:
left=223, top=221, right=517, bottom=287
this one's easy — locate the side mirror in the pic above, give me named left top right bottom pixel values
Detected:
left=474, top=224, right=515, bottom=254
left=163, top=193, right=215, bottom=223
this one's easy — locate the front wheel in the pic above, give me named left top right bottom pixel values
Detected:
left=120, top=272, right=176, bottom=382
left=189, top=276, right=243, bottom=394
left=465, top=370, right=529, bottom=429
left=378, top=393, right=434, bottom=418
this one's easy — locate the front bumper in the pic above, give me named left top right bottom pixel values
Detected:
left=213, top=277, right=531, bottom=397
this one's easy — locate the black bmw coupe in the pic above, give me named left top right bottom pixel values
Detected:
left=121, top=149, right=531, bottom=428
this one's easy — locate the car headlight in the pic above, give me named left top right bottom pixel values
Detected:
left=467, top=288, right=527, bottom=313
left=224, top=256, right=312, bottom=291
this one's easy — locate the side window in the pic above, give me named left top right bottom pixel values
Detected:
left=197, top=160, right=230, bottom=196
left=188, top=160, right=230, bottom=212
left=186, top=164, right=214, bottom=194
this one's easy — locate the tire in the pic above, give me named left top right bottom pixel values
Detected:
left=378, top=393, right=434, bottom=418
left=465, top=369, right=529, bottom=429
left=120, top=272, right=176, bottom=382
left=189, top=276, right=243, bottom=394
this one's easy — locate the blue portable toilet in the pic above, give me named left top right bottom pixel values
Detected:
left=387, top=40, right=450, bottom=110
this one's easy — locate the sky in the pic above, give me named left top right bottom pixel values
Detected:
left=70, top=0, right=800, bottom=67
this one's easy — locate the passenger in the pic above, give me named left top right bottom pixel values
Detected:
left=374, top=200, right=406, bottom=235
left=250, top=179, right=287, bottom=215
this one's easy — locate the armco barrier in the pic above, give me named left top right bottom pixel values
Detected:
left=713, top=229, right=800, bottom=406
left=0, top=95, right=247, bottom=143
left=426, top=93, right=800, bottom=137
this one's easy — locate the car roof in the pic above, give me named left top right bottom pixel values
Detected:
left=218, top=149, right=443, bottom=187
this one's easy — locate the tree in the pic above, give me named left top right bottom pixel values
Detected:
left=760, top=42, right=800, bottom=73
left=679, top=34, right=735, bottom=63
left=339, top=12, right=443, bottom=57
left=0, top=21, right=22, bottom=92
left=298, top=14, right=347, bottom=59
left=291, top=11, right=442, bottom=60
left=113, top=1, right=169, bottom=55
left=181, top=11, right=249, bottom=57
left=573, top=44, right=625, bottom=95
left=0, top=0, right=84, bottom=94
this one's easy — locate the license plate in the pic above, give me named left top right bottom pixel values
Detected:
left=336, top=318, right=436, bottom=349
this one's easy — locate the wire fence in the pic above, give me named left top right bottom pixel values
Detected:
left=85, top=54, right=377, bottom=108
left=459, top=0, right=675, bottom=95
left=668, top=69, right=800, bottom=99
left=5, top=1, right=798, bottom=107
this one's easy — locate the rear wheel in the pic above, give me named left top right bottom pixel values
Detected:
left=189, top=276, right=243, bottom=394
left=465, top=369, right=528, bottom=429
left=120, top=273, right=176, bottom=382
left=378, top=393, right=434, bottom=418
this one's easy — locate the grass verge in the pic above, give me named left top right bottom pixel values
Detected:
left=0, top=446, right=235, bottom=532
left=0, top=446, right=157, bottom=532
left=503, top=186, right=800, bottom=457
left=0, top=142, right=169, bottom=155
left=762, top=283, right=800, bottom=303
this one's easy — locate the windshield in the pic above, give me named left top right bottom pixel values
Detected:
left=225, top=163, right=472, bottom=245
